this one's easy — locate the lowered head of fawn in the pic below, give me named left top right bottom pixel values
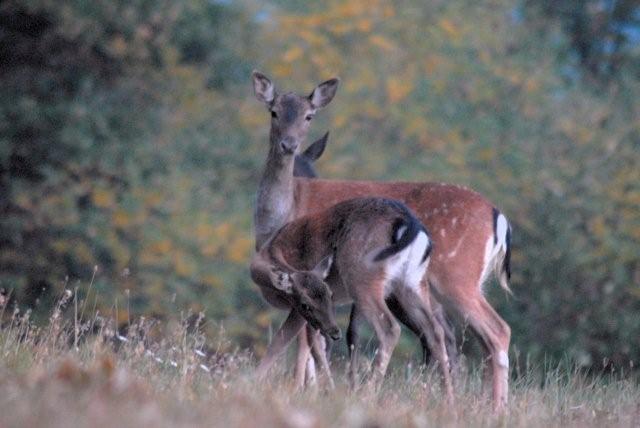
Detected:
left=255, top=253, right=341, bottom=341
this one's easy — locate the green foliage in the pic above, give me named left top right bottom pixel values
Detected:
left=0, top=0, right=639, bottom=370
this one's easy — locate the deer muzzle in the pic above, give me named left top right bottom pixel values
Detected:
left=279, top=136, right=299, bottom=155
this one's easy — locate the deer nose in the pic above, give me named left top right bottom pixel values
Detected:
left=327, top=327, right=341, bottom=341
left=279, top=137, right=298, bottom=155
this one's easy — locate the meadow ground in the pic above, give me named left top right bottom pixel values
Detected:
left=0, top=294, right=638, bottom=428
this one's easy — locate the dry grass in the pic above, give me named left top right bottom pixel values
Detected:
left=0, top=292, right=638, bottom=428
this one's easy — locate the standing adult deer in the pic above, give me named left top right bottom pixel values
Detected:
left=251, top=71, right=512, bottom=410
left=251, top=197, right=452, bottom=395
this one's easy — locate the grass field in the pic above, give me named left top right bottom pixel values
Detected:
left=0, top=294, right=638, bottom=428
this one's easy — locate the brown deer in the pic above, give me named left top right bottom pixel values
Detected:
left=251, top=71, right=512, bottom=410
left=293, top=132, right=456, bottom=385
left=251, top=197, right=452, bottom=395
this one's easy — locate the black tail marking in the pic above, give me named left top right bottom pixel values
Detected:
left=504, top=224, right=512, bottom=280
left=421, top=239, right=432, bottom=264
left=373, top=216, right=421, bottom=262
left=492, top=207, right=499, bottom=245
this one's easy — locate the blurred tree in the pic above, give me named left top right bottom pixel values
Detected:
left=524, top=0, right=640, bottom=81
left=0, top=0, right=259, bottom=321
left=0, top=0, right=638, bottom=370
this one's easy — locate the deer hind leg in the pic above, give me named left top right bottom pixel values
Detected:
left=394, top=286, right=454, bottom=404
left=431, top=297, right=460, bottom=378
left=346, top=304, right=365, bottom=389
left=451, top=292, right=511, bottom=411
left=358, top=293, right=401, bottom=388
left=385, top=293, right=432, bottom=366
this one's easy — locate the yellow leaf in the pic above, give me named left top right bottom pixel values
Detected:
left=140, top=251, right=160, bottom=265
left=256, top=311, right=273, bottom=328
left=301, top=14, right=326, bottom=27
left=174, top=253, right=196, bottom=277
left=478, top=148, right=495, bottom=162
left=298, top=29, right=326, bottom=45
left=405, top=116, right=428, bottom=137
left=335, top=2, right=365, bottom=18
left=282, top=46, right=304, bottom=63
left=93, top=188, right=115, bottom=208
left=195, top=222, right=215, bottom=239
left=423, top=54, right=444, bottom=75
left=214, top=223, right=231, bottom=240
left=272, top=63, right=292, bottom=77
left=201, top=242, right=220, bottom=258
left=143, top=191, right=163, bottom=207
left=112, top=209, right=131, bottom=227
left=439, top=18, right=461, bottom=40
left=51, top=239, right=68, bottom=253
left=369, top=35, right=396, bottom=51
left=386, top=77, right=413, bottom=104
left=363, top=102, right=384, bottom=119
left=226, top=236, right=252, bottom=263
left=356, top=19, right=372, bottom=32
left=149, top=239, right=172, bottom=255
left=447, top=151, right=466, bottom=167
left=333, top=115, right=347, bottom=128
left=202, top=274, right=223, bottom=290
left=108, top=35, right=127, bottom=57
left=329, top=22, right=352, bottom=35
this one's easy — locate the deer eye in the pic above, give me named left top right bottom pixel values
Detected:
left=301, top=304, right=311, bottom=312
left=271, top=111, right=278, bottom=119
left=305, top=114, right=313, bottom=121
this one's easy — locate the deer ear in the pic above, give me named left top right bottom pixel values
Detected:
left=312, top=254, right=333, bottom=280
left=252, top=70, right=275, bottom=105
left=269, top=269, right=293, bottom=294
left=309, top=78, right=339, bottom=109
left=302, top=132, right=329, bottom=161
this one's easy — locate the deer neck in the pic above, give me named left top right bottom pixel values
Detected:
left=254, top=144, right=296, bottom=250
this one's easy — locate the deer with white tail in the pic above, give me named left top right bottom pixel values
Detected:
left=250, top=71, right=513, bottom=410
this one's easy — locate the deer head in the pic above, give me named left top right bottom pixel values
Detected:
left=252, top=71, right=339, bottom=157
left=269, top=255, right=341, bottom=340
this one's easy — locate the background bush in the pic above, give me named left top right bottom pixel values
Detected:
left=1, top=0, right=639, bottom=368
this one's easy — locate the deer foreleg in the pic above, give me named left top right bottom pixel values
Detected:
left=256, top=309, right=306, bottom=380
